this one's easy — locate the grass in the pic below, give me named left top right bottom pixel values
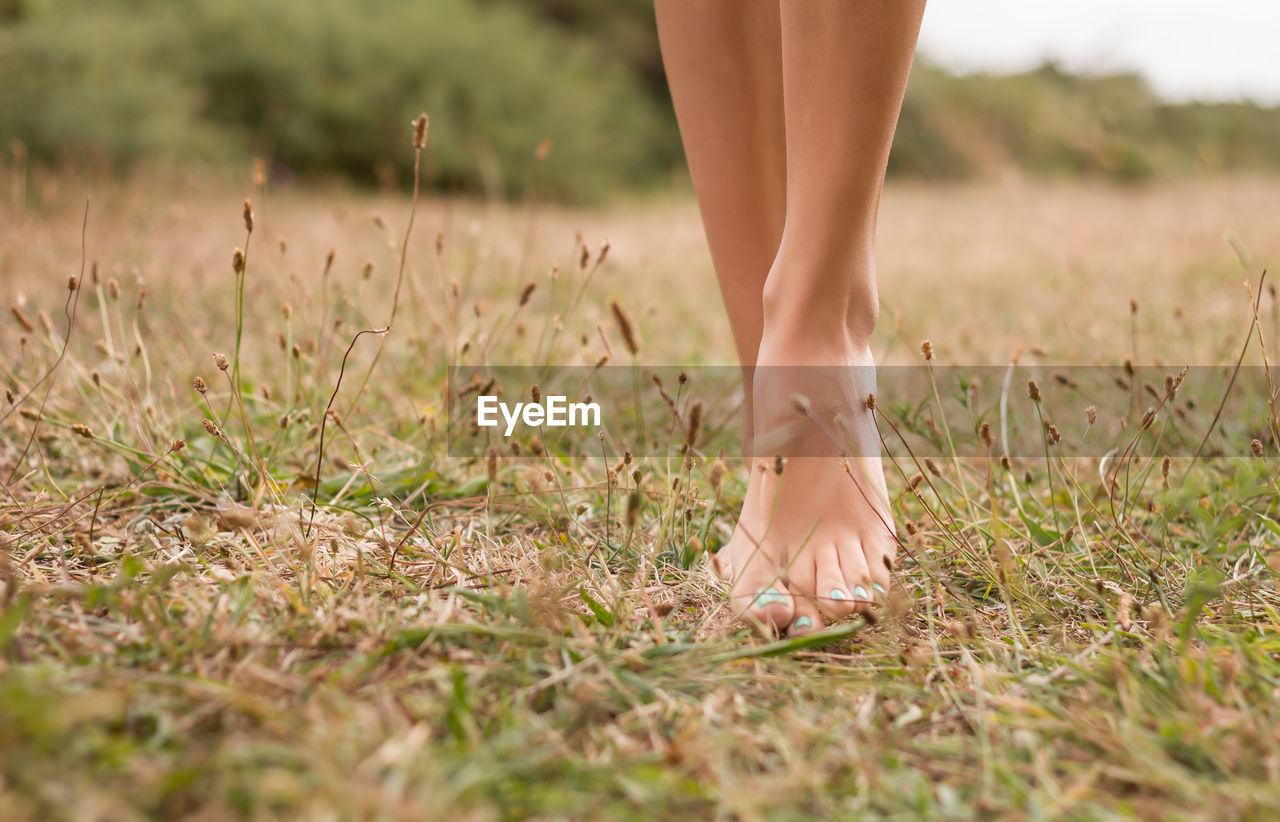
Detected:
left=2, top=162, right=1280, bottom=820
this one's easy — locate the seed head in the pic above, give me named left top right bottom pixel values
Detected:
left=193, top=376, right=207, bottom=394
left=1117, top=592, right=1134, bottom=631
left=242, top=199, right=254, bottom=233
left=202, top=419, right=222, bottom=438
left=412, top=113, right=429, bottom=149
left=979, top=421, right=993, bottom=448
left=1252, top=438, right=1264, bottom=456
left=709, top=459, right=726, bottom=491
left=626, top=490, right=641, bottom=528
left=686, top=401, right=703, bottom=448
left=1000, top=454, right=1012, bottom=470
left=71, top=424, right=93, bottom=439
left=1027, top=379, right=1041, bottom=402
left=10, top=306, right=33, bottom=332
left=252, top=158, right=267, bottom=188
left=282, top=302, right=293, bottom=320
left=67, top=275, right=79, bottom=292
left=1046, top=423, right=1061, bottom=444
left=213, top=353, right=230, bottom=371
left=108, top=278, right=121, bottom=300
left=864, top=393, right=877, bottom=412
left=519, top=281, right=536, bottom=307
left=1161, top=455, right=1171, bottom=477
left=170, top=439, right=186, bottom=452
left=232, top=248, right=245, bottom=275
left=362, top=260, right=374, bottom=280
left=773, top=455, right=784, bottom=476
left=486, top=446, right=498, bottom=482
left=920, top=340, right=934, bottom=361
left=1086, top=405, right=1098, bottom=425
left=610, top=299, right=640, bottom=356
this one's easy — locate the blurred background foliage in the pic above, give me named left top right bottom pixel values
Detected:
left=2, top=0, right=1278, bottom=202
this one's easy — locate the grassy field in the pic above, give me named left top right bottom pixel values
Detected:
left=2, top=166, right=1280, bottom=820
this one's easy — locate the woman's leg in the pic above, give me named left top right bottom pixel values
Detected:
left=653, top=1, right=787, bottom=454
left=728, top=0, right=927, bottom=633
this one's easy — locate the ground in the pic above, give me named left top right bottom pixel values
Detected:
left=2, top=169, right=1280, bottom=820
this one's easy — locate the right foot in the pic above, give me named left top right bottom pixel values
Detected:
left=715, top=332, right=897, bottom=635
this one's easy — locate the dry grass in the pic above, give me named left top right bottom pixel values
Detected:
left=2, top=165, right=1280, bottom=820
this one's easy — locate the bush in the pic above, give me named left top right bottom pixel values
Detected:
left=0, top=0, right=674, bottom=201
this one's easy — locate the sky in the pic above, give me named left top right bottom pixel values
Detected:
left=917, top=0, right=1280, bottom=104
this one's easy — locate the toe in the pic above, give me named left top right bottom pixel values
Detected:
left=731, top=574, right=796, bottom=633
left=862, top=529, right=895, bottom=602
left=787, top=597, right=825, bottom=636
left=711, top=548, right=733, bottom=580
left=840, top=540, right=876, bottom=606
left=813, top=542, right=858, bottom=618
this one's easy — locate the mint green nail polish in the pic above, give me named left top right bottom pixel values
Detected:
left=871, top=582, right=886, bottom=594
left=853, top=585, right=870, bottom=600
left=793, top=616, right=813, bottom=629
left=830, top=588, right=848, bottom=601
left=753, top=587, right=786, bottom=608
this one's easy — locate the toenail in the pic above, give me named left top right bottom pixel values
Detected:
left=830, top=588, right=849, bottom=601
left=853, top=585, right=870, bottom=600
left=793, top=616, right=813, bottom=629
left=753, top=587, right=786, bottom=608
left=871, top=582, right=886, bottom=595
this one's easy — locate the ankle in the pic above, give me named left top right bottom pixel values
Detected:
left=756, top=320, right=874, bottom=368
left=760, top=252, right=879, bottom=347
left=760, top=295, right=878, bottom=359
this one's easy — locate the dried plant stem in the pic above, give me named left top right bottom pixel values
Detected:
left=219, top=369, right=272, bottom=505
left=232, top=229, right=251, bottom=390
left=1245, top=277, right=1280, bottom=452
left=342, top=141, right=425, bottom=419
left=3, top=201, right=87, bottom=489
left=305, top=327, right=388, bottom=538
left=1182, top=270, right=1267, bottom=481
left=925, top=357, right=979, bottom=523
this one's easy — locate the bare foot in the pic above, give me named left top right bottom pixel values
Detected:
left=716, top=332, right=896, bottom=635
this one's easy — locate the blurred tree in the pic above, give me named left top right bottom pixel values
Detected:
left=0, top=0, right=674, bottom=201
